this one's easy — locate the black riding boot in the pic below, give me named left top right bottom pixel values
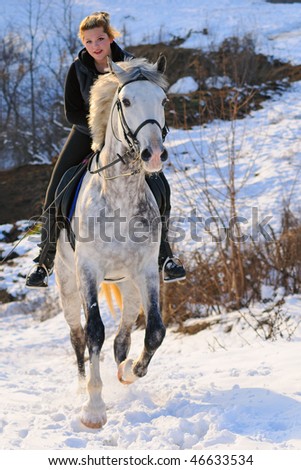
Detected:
left=26, top=209, right=57, bottom=288
left=159, top=213, right=186, bottom=283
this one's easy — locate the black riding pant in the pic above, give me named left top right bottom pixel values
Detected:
left=38, top=127, right=91, bottom=264
left=44, top=127, right=92, bottom=210
left=146, top=172, right=173, bottom=260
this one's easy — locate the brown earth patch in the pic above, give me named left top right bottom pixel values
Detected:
left=0, top=164, right=53, bottom=224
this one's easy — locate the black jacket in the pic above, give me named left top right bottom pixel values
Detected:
left=64, top=41, right=133, bottom=135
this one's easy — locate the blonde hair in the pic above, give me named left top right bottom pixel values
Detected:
left=78, top=11, right=121, bottom=41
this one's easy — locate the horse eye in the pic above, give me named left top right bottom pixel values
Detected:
left=162, top=98, right=168, bottom=107
left=122, top=98, right=131, bottom=107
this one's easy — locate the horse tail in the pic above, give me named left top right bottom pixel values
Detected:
left=100, top=283, right=123, bottom=318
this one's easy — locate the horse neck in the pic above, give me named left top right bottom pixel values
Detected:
left=100, top=141, right=146, bottom=207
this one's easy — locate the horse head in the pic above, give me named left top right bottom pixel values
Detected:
left=108, top=56, right=169, bottom=173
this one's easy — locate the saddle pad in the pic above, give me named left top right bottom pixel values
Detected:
left=67, top=172, right=86, bottom=220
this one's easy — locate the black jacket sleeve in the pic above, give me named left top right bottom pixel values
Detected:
left=64, top=63, right=88, bottom=127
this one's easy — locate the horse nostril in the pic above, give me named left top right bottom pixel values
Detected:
left=141, top=148, right=152, bottom=161
left=160, top=149, right=168, bottom=162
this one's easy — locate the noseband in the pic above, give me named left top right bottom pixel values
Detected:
left=113, top=75, right=169, bottom=151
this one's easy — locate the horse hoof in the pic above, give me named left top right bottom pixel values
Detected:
left=117, top=359, right=138, bottom=385
left=80, top=401, right=107, bottom=429
left=81, top=417, right=107, bottom=429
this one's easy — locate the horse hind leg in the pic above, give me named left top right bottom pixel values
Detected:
left=55, top=257, right=86, bottom=382
left=117, top=273, right=165, bottom=384
left=113, top=281, right=140, bottom=381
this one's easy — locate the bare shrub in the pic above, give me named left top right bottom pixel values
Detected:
left=162, top=215, right=301, bottom=333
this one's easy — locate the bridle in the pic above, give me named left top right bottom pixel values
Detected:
left=113, top=75, right=169, bottom=152
left=88, top=74, right=169, bottom=178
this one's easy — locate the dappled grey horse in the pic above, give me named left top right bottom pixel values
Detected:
left=55, top=56, right=169, bottom=428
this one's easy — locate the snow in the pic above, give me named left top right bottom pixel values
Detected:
left=205, top=76, right=233, bottom=89
left=169, top=77, right=199, bottom=94
left=1, top=291, right=301, bottom=451
left=1, top=0, right=301, bottom=457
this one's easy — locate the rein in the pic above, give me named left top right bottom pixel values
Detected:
left=87, top=147, right=141, bottom=179
left=87, top=150, right=125, bottom=175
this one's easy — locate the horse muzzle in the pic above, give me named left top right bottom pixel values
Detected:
left=140, top=146, right=168, bottom=172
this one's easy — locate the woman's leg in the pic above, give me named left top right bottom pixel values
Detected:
left=156, top=172, right=172, bottom=261
left=44, top=128, right=92, bottom=210
left=146, top=172, right=186, bottom=283
left=26, top=128, right=92, bottom=287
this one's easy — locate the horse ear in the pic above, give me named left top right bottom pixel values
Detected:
left=107, top=56, right=124, bottom=76
left=107, top=56, right=114, bottom=72
left=156, top=55, right=167, bottom=74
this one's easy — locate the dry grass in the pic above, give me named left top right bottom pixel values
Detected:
left=161, top=209, right=301, bottom=329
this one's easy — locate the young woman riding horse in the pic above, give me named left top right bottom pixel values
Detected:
left=26, top=11, right=185, bottom=288
left=57, top=55, right=172, bottom=427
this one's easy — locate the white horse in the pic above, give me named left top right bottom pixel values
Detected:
left=55, top=56, right=169, bottom=428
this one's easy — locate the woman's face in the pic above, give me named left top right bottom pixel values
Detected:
left=82, top=26, right=113, bottom=65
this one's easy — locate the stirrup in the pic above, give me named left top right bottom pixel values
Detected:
left=161, top=256, right=186, bottom=284
left=25, top=263, right=51, bottom=289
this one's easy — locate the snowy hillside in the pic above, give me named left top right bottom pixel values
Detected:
left=1, top=0, right=301, bottom=461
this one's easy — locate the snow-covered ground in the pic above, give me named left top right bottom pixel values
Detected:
left=1, top=0, right=301, bottom=457
left=1, top=291, right=301, bottom=450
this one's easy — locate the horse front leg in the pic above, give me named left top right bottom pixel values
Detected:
left=55, top=249, right=86, bottom=383
left=117, top=270, right=166, bottom=384
left=77, top=265, right=106, bottom=428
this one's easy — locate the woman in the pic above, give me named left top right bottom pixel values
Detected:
left=26, top=11, right=185, bottom=288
